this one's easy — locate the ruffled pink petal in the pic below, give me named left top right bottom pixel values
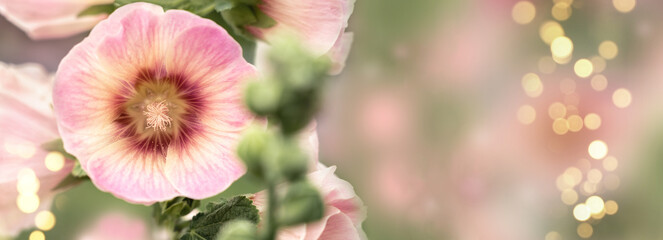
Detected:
left=248, top=0, right=348, bottom=55
left=299, top=122, right=320, bottom=171
left=164, top=130, right=246, bottom=199
left=309, top=164, right=366, bottom=225
left=0, top=0, right=112, bottom=39
left=85, top=139, right=178, bottom=204
left=327, top=32, right=353, bottom=75
left=317, top=210, right=362, bottom=240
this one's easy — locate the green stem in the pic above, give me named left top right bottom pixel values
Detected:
left=262, top=182, right=278, bottom=240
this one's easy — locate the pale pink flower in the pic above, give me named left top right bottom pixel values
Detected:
left=252, top=163, right=367, bottom=240
left=0, top=0, right=113, bottom=39
left=0, top=62, right=73, bottom=236
left=52, top=3, right=256, bottom=204
left=78, top=213, right=148, bottom=240
left=249, top=0, right=355, bottom=74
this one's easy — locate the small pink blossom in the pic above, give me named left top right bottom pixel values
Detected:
left=52, top=3, right=257, bottom=204
left=78, top=213, right=148, bottom=240
left=252, top=163, right=367, bottom=240
left=0, top=0, right=113, bottom=39
left=249, top=0, right=355, bottom=74
left=0, top=62, right=73, bottom=236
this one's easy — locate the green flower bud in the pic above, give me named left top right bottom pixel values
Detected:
left=277, top=181, right=324, bottom=226
left=275, top=139, right=309, bottom=181
left=216, top=220, right=257, bottom=240
left=244, top=79, right=282, bottom=116
left=237, top=126, right=273, bottom=178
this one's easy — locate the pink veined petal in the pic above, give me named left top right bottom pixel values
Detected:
left=301, top=206, right=340, bottom=240
left=164, top=23, right=256, bottom=130
left=93, top=3, right=163, bottom=78
left=164, top=23, right=252, bottom=88
left=164, top=129, right=246, bottom=199
left=248, top=0, right=347, bottom=55
left=85, top=139, right=179, bottom=204
left=317, top=210, right=362, bottom=240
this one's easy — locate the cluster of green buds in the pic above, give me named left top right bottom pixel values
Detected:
left=227, top=39, right=331, bottom=240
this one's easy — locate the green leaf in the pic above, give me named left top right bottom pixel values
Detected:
left=71, top=161, right=88, bottom=177
left=214, top=0, right=236, bottom=12
left=154, top=197, right=201, bottom=228
left=41, top=139, right=76, bottom=160
left=78, top=3, right=116, bottom=17
left=203, top=11, right=257, bottom=63
left=180, top=196, right=259, bottom=240
left=249, top=6, right=276, bottom=28
left=53, top=174, right=90, bottom=191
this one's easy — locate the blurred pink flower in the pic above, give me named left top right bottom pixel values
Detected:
left=52, top=3, right=256, bottom=204
left=249, top=0, right=355, bottom=74
left=252, top=163, right=367, bottom=240
left=78, top=213, right=148, bottom=240
left=0, top=62, right=73, bottom=236
left=0, top=0, right=112, bottom=39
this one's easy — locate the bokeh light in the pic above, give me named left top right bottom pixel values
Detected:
left=577, top=223, right=593, bottom=238
left=590, top=75, right=608, bottom=91
left=583, top=113, right=601, bottom=130
left=45, top=151, right=65, bottom=172
left=586, top=196, right=605, bottom=214
left=551, top=36, right=574, bottom=59
left=588, top=140, right=608, bottom=160
left=603, top=156, right=619, bottom=171
left=573, top=58, right=593, bottom=78
left=573, top=203, right=591, bottom=221
left=29, top=230, right=45, bottom=240
left=521, top=73, right=543, bottom=97
left=612, top=88, right=632, bottom=108
left=539, top=21, right=565, bottom=44
left=598, top=40, right=619, bottom=60
left=561, top=189, right=578, bottom=205
left=605, top=200, right=619, bottom=215
left=551, top=2, right=572, bottom=21
left=548, top=102, right=567, bottom=119
left=517, top=105, right=536, bottom=125
left=17, top=194, right=40, bottom=213
left=613, top=0, right=636, bottom=13
left=35, top=210, right=56, bottom=231
left=512, top=1, right=536, bottom=24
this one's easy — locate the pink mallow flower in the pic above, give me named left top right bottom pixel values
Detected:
left=52, top=3, right=256, bottom=204
left=0, top=62, right=73, bottom=236
left=252, top=163, right=367, bottom=240
left=0, top=0, right=113, bottom=39
left=249, top=0, right=355, bottom=74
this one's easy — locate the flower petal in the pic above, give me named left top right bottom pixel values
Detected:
left=0, top=0, right=112, bottom=39
left=85, top=139, right=178, bottom=204
left=327, top=32, right=354, bottom=75
left=249, top=0, right=348, bottom=55
left=164, top=130, right=246, bottom=199
left=316, top=209, right=363, bottom=240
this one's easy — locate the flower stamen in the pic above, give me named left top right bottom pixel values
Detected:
left=144, top=100, right=172, bottom=131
